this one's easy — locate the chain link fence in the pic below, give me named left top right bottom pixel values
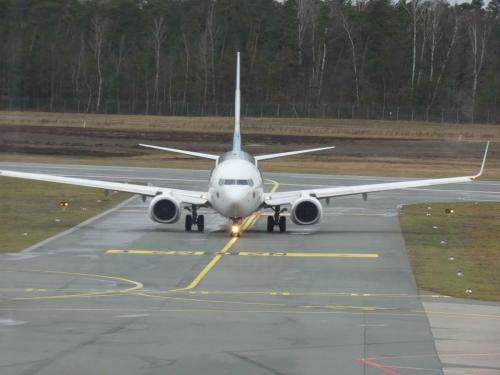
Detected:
left=1, top=98, right=498, bottom=125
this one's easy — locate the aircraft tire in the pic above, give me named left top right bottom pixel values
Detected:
left=185, top=214, right=193, bottom=231
left=267, top=216, right=274, bottom=232
left=197, top=215, right=205, bottom=232
left=279, top=216, right=286, bottom=232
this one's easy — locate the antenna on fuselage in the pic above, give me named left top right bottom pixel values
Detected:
left=232, top=52, right=242, bottom=153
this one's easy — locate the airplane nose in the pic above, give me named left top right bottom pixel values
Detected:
left=223, top=188, right=249, bottom=217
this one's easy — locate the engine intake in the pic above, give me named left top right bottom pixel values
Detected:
left=148, top=195, right=181, bottom=224
left=291, top=197, right=322, bottom=225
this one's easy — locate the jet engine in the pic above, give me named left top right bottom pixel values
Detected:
left=291, top=197, right=323, bottom=225
left=148, top=195, right=181, bottom=224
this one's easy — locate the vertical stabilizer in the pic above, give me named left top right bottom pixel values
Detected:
left=232, top=52, right=242, bottom=152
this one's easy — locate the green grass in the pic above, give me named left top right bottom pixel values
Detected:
left=0, top=177, right=130, bottom=252
left=400, top=202, right=500, bottom=301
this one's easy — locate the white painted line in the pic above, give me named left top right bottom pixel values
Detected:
left=0, top=319, right=27, bottom=326
left=113, top=314, right=150, bottom=319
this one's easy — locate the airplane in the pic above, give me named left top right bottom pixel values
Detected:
left=0, top=52, right=490, bottom=237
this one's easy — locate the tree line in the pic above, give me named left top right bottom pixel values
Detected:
left=0, top=0, right=499, bottom=123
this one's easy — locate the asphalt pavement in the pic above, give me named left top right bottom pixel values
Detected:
left=1, top=162, right=500, bottom=375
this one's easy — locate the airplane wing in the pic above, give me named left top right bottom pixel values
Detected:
left=264, top=142, right=490, bottom=206
left=255, top=146, right=335, bottom=161
left=0, top=169, right=208, bottom=205
left=139, top=144, right=219, bottom=160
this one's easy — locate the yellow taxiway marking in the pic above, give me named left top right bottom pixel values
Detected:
left=238, top=252, right=379, bottom=258
left=304, top=305, right=392, bottom=311
left=107, top=249, right=205, bottom=256
left=0, top=268, right=143, bottom=302
left=176, top=290, right=450, bottom=298
left=171, top=179, right=280, bottom=292
left=107, top=249, right=379, bottom=258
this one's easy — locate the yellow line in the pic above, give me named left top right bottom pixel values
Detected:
left=107, top=249, right=205, bottom=256
left=0, top=268, right=143, bottom=302
left=171, top=179, right=280, bottom=292
left=106, top=249, right=378, bottom=258
left=167, top=290, right=451, bottom=299
left=237, top=252, right=379, bottom=258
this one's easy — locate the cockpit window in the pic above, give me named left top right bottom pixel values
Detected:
left=219, top=179, right=254, bottom=186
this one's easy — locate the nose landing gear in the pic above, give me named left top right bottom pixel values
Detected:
left=230, top=218, right=242, bottom=237
left=185, top=205, right=204, bottom=232
left=267, top=205, right=287, bottom=233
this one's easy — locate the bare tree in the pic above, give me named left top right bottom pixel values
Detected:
left=426, top=8, right=458, bottom=115
left=467, top=10, right=490, bottom=123
left=182, top=32, right=190, bottom=108
left=90, top=15, right=107, bottom=112
left=199, top=30, right=209, bottom=105
left=342, top=12, right=360, bottom=107
left=151, top=16, right=167, bottom=110
left=206, top=2, right=218, bottom=102
left=317, top=28, right=328, bottom=104
left=297, top=0, right=314, bottom=66
left=427, top=0, right=446, bottom=82
left=404, top=0, right=425, bottom=103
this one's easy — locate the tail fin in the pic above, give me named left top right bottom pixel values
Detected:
left=232, top=52, right=242, bottom=152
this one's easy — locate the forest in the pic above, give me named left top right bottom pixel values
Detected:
left=0, top=0, right=499, bottom=123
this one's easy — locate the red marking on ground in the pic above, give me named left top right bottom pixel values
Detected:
left=357, top=358, right=402, bottom=375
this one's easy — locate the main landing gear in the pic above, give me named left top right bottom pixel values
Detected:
left=185, top=205, right=204, bottom=232
left=267, top=205, right=287, bottom=233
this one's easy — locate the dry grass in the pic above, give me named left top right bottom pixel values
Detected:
left=1, top=111, right=499, bottom=179
left=2, top=110, right=500, bottom=141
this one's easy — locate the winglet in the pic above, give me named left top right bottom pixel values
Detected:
left=472, top=141, right=490, bottom=179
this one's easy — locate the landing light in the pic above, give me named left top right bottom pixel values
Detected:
left=231, top=225, right=240, bottom=234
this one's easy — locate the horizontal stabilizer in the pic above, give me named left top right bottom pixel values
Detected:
left=139, top=144, right=219, bottom=160
left=255, top=146, right=335, bottom=161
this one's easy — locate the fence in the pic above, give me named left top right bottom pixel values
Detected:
left=1, top=97, right=498, bottom=125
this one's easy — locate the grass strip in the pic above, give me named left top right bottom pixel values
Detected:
left=400, top=202, right=500, bottom=301
left=0, top=177, right=130, bottom=252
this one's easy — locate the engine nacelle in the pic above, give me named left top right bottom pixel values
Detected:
left=148, top=195, right=181, bottom=224
left=291, top=197, right=323, bottom=225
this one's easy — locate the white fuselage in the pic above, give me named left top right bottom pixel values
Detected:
left=207, top=151, right=264, bottom=219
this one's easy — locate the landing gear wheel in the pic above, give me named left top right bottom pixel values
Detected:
left=278, top=216, right=286, bottom=232
left=197, top=215, right=205, bottom=232
left=267, top=216, right=274, bottom=232
left=185, top=214, right=193, bottom=231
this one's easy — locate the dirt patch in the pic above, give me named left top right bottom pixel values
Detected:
left=1, top=112, right=498, bottom=178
